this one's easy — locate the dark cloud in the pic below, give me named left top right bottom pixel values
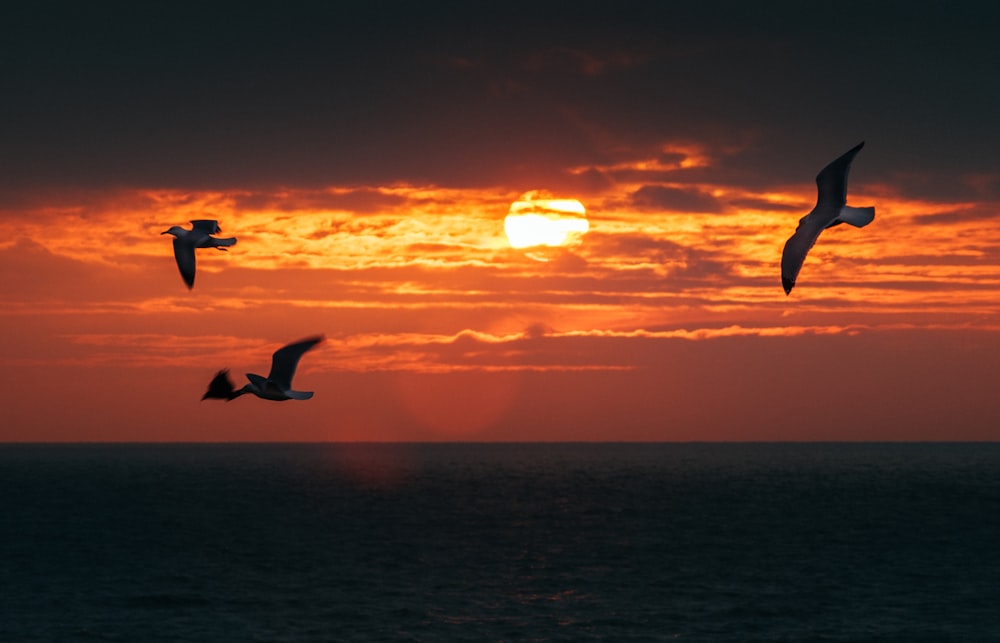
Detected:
left=728, top=197, right=803, bottom=213
left=0, top=2, right=997, bottom=199
left=630, top=185, right=726, bottom=213
left=888, top=171, right=1000, bottom=204
left=907, top=205, right=1000, bottom=225
left=587, top=233, right=736, bottom=285
left=519, top=46, right=651, bottom=77
left=604, top=159, right=771, bottom=194
left=0, top=188, right=169, bottom=220
left=233, top=188, right=409, bottom=214
left=590, top=233, right=689, bottom=257
left=561, top=168, right=617, bottom=195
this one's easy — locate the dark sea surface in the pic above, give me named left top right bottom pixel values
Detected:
left=2, top=443, right=999, bottom=642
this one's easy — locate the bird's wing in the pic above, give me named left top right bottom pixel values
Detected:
left=267, top=336, right=324, bottom=390
left=781, top=213, right=828, bottom=294
left=202, top=369, right=236, bottom=400
left=208, top=236, right=237, bottom=248
left=815, top=141, right=864, bottom=208
left=190, top=219, right=221, bottom=233
left=172, top=237, right=197, bottom=289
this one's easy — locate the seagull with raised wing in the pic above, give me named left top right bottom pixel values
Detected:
left=781, top=142, right=875, bottom=295
left=201, top=336, right=324, bottom=401
left=161, top=219, right=237, bottom=289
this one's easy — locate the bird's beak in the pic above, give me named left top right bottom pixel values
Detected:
left=160, top=230, right=169, bottom=235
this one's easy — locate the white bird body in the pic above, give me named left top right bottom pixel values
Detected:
left=161, top=219, right=237, bottom=289
left=202, top=336, right=324, bottom=402
left=242, top=372, right=315, bottom=401
left=780, top=142, right=874, bottom=295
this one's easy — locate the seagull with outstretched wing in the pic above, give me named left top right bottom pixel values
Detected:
left=161, top=219, right=237, bottom=289
left=202, top=336, right=324, bottom=402
left=781, top=142, right=875, bottom=295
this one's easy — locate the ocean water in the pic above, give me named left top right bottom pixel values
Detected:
left=2, top=443, right=999, bottom=642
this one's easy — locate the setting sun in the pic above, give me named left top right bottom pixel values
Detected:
left=504, top=191, right=589, bottom=253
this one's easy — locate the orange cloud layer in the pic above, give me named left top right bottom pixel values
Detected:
left=3, top=144, right=1000, bottom=388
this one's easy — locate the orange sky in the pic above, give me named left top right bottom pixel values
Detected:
left=3, top=153, right=1000, bottom=441
left=2, top=4, right=999, bottom=441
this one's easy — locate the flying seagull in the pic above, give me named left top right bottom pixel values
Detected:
left=780, top=142, right=875, bottom=295
left=202, top=336, right=324, bottom=402
left=161, top=219, right=237, bottom=289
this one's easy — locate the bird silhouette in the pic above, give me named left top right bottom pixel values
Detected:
left=161, top=219, right=237, bottom=289
left=202, top=336, right=324, bottom=401
left=781, top=142, right=875, bottom=295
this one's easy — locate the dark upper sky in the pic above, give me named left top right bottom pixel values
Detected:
left=2, top=1, right=998, bottom=197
